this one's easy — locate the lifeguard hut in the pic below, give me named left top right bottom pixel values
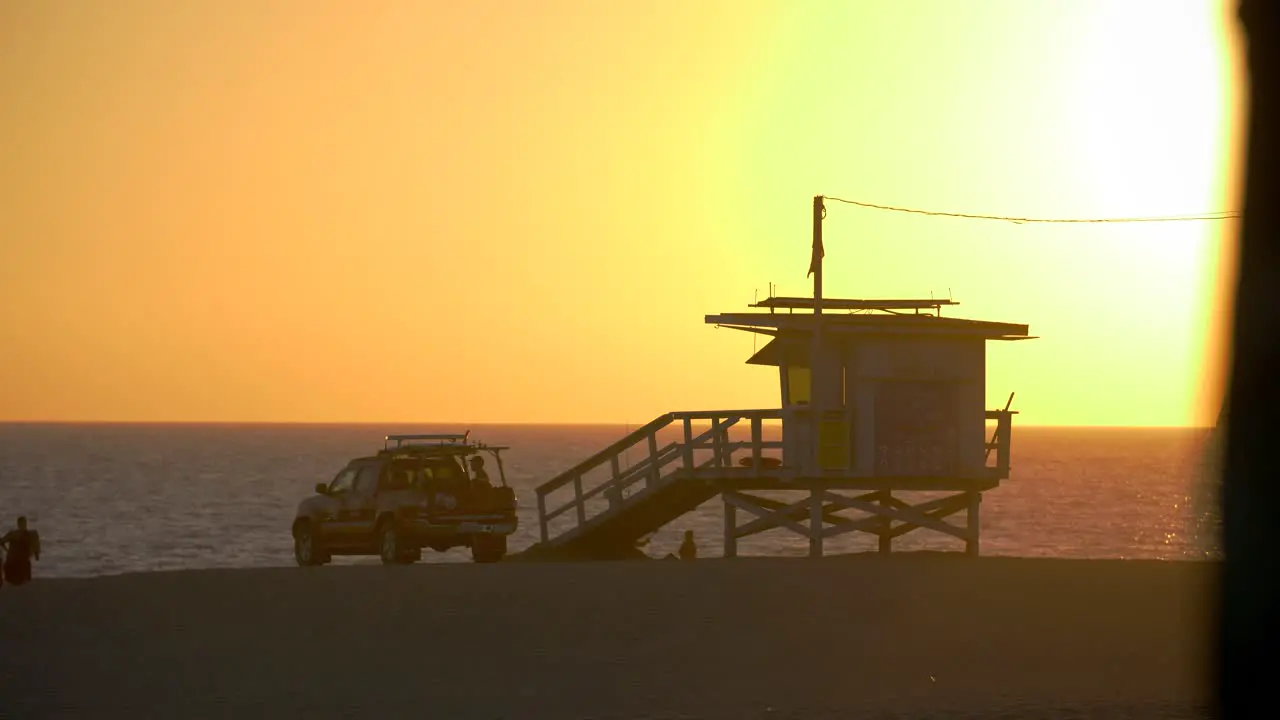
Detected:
left=523, top=196, right=1034, bottom=560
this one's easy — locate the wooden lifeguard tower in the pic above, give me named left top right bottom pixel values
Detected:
left=521, top=196, right=1034, bottom=560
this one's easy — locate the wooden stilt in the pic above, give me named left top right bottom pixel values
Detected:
left=966, top=491, right=981, bottom=556
left=723, top=496, right=737, bottom=558
left=878, top=490, right=893, bottom=554
left=809, top=490, right=823, bottom=558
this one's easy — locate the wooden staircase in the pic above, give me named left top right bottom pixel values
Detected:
left=519, top=410, right=784, bottom=560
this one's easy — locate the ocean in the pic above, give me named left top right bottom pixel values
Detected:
left=0, top=423, right=1220, bottom=579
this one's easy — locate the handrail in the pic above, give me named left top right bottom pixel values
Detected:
left=534, top=409, right=784, bottom=544
left=534, top=413, right=674, bottom=496
left=984, top=409, right=1015, bottom=475
left=541, top=442, right=682, bottom=523
left=546, top=448, right=741, bottom=545
left=540, top=418, right=743, bottom=518
left=670, top=409, right=783, bottom=421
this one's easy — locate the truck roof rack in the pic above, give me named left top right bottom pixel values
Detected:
left=384, top=432, right=470, bottom=450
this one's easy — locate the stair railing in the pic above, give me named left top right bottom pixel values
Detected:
left=534, top=409, right=783, bottom=543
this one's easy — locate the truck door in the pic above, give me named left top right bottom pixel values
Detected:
left=317, top=466, right=358, bottom=545
left=347, top=461, right=383, bottom=544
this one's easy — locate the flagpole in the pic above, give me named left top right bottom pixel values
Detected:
left=812, top=195, right=824, bottom=315
left=809, top=195, right=825, bottom=477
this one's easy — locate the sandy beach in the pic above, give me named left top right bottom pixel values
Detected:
left=0, top=555, right=1214, bottom=719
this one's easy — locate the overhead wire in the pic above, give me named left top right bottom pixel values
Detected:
left=821, top=196, right=1241, bottom=225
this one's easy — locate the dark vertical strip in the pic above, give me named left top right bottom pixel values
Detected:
left=1220, top=2, right=1280, bottom=717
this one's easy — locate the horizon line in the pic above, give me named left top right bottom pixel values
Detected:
left=0, top=419, right=1217, bottom=430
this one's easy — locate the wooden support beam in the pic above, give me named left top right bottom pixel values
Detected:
left=883, top=495, right=971, bottom=539
left=719, top=426, right=733, bottom=468
left=814, top=486, right=962, bottom=538
left=721, top=488, right=978, bottom=550
left=819, top=509, right=895, bottom=540
left=984, top=393, right=1014, bottom=464
left=682, top=417, right=694, bottom=470
left=678, top=467, right=998, bottom=492
left=647, top=431, right=660, bottom=489
left=729, top=493, right=865, bottom=539
left=809, top=490, right=823, bottom=558
left=751, top=416, right=763, bottom=477
left=998, top=416, right=1012, bottom=474
left=573, top=475, right=586, bottom=525
left=608, top=455, right=623, bottom=507
left=879, top=493, right=966, bottom=516
left=812, top=491, right=974, bottom=546
left=724, top=491, right=813, bottom=539
left=709, top=417, right=721, bottom=468
left=538, top=492, right=548, bottom=543
left=724, top=497, right=737, bottom=558
left=966, top=491, right=981, bottom=556
left=878, top=491, right=892, bottom=554
left=820, top=490, right=972, bottom=543
left=712, top=418, right=726, bottom=468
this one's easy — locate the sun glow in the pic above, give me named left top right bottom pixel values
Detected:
left=1075, top=3, right=1225, bottom=217
left=0, top=0, right=1246, bottom=425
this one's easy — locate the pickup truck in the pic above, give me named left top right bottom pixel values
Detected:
left=291, top=433, right=518, bottom=565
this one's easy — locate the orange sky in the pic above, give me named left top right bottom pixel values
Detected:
left=0, top=0, right=1247, bottom=426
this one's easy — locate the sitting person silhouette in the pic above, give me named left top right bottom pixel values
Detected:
left=2, top=516, right=41, bottom=586
left=678, top=529, right=697, bottom=560
left=469, top=455, right=492, bottom=488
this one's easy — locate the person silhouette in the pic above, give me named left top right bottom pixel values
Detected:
left=678, top=529, right=697, bottom=560
left=469, top=456, right=492, bottom=488
left=1, top=516, right=41, bottom=586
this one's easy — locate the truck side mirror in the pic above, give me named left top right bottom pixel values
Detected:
left=315, top=483, right=328, bottom=496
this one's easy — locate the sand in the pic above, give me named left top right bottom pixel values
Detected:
left=0, top=555, right=1214, bottom=719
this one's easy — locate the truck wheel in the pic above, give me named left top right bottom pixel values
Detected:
left=294, top=522, right=326, bottom=567
left=471, top=534, right=507, bottom=564
left=378, top=520, right=414, bottom=565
